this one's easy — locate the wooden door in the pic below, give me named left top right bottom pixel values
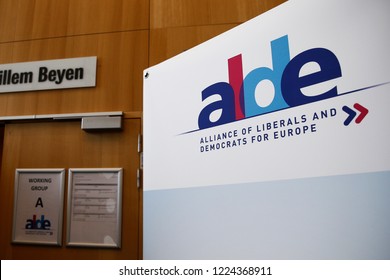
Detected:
left=0, top=116, right=142, bottom=259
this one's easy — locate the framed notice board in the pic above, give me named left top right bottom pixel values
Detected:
left=66, top=168, right=123, bottom=248
left=12, top=169, right=65, bottom=245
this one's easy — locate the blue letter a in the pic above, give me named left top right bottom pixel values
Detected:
left=198, top=82, right=235, bottom=129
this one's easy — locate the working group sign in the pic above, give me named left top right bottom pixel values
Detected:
left=143, top=0, right=390, bottom=259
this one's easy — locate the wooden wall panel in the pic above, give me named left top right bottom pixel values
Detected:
left=0, top=118, right=141, bottom=259
left=0, top=31, right=148, bottom=116
left=150, top=24, right=236, bottom=66
left=150, top=0, right=286, bottom=28
left=0, top=0, right=149, bottom=43
left=149, top=0, right=287, bottom=65
left=0, top=127, right=3, bottom=173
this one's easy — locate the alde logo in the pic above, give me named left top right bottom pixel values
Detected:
left=198, top=35, right=343, bottom=129
left=25, top=214, right=51, bottom=230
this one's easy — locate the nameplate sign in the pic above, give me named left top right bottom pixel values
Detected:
left=0, top=56, right=97, bottom=93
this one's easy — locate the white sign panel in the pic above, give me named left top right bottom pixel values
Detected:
left=0, top=56, right=97, bottom=93
left=143, top=0, right=390, bottom=259
left=12, top=169, right=65, bottom=246
left=66, top=168, right=123, bottom=248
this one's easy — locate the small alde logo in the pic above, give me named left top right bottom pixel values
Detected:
left=25, top=214, right=51, bottom=230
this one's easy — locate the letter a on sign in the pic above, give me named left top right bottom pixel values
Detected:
left=35, top=197, right=44, bottom=208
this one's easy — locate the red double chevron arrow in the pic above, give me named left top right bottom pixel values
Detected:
left=342, top=103, right=369, bottom=126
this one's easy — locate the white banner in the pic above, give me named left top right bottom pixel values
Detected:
left=143, top=0, right=390, bottom=259
left=144, top=0, right=390, bottom=191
